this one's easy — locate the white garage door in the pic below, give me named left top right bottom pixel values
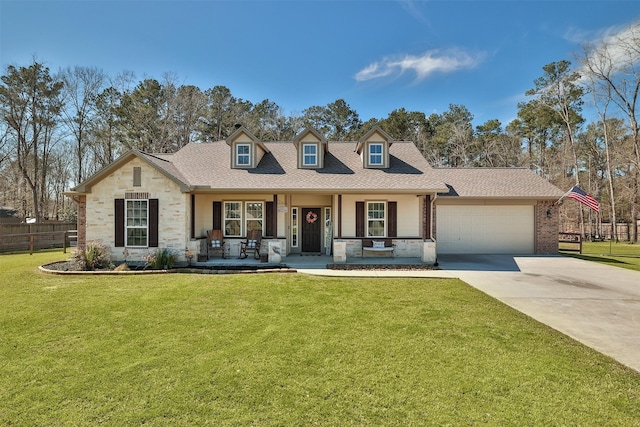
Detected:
left=436, top=205, right=534, bottom=254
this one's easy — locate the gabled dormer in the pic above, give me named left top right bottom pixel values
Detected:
left=226, top=126, right=270, bottom=169
left=293, top=128, right=328, bottom=169
left=355, top=126, right=393, bottom=169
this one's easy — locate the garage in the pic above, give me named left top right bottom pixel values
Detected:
left=436, top=205, right=535, bottom=254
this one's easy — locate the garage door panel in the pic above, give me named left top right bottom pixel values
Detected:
left=436, top=205, right=534, bottom=254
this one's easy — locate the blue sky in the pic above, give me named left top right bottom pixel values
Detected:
left=1, top=0, right=639, bottom=126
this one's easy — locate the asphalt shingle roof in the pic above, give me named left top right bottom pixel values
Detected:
left=75, top=138, right=563, bottom=200
left=435, top=167, right=565, bottom=199
left=163, top=140, right=450, bottom=193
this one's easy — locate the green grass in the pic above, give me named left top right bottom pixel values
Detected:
left=561, top=241, right=640, bottom=272
left=1, top=252, right=639, bottom=426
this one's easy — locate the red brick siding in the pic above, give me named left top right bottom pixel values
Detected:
left=535, top=200, right=559, bottom=254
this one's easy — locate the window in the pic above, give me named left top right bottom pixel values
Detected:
left=126, top=199, right=148, bottom=246
left=369, top=143, right=383, bottom=166
left=223, top=201, right=264, bottom=237
left=236, top=144, right=250, bottom=166
left=303, top=144, right=317, bottom=166
left=245, top=202, right=263, bottom=234
left=224, top=202, right=242, bottom=237
left=367, top=201, right=385, bottom=237
left=291, top=207, right=298, bottom=247
left=324, top=207, right=332, bottom=249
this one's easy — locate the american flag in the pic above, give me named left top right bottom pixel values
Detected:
left=566, top=185, right=599, bottom=212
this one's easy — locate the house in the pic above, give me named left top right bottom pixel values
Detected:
left=65, top=126, right=564, bottom=264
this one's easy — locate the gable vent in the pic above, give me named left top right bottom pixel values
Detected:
left=125, top=192, right=149, bottom=199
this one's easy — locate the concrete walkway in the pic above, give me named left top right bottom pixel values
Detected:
left=295, top=255, right=640, bottom=373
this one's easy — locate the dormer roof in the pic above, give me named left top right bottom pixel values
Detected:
left=293, top=128, right=328, bottom=151
left=355, top=126, right=394, bottom=155
left=225, top=126, right=270, bottom=153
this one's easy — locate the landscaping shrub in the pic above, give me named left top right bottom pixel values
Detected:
left=71, top=243, right=113, bottom=271
left=144, top=248, right=178, bottom=269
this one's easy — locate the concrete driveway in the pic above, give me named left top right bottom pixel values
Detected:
left=437, top=254, right=640, bottom=373
left=298, top=255, right=640, bottom=372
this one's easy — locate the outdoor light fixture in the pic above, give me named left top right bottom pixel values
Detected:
left=546, top=209, right=552, bottom=219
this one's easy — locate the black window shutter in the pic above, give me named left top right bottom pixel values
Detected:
left=149, top=199, right=159, bottom=247
left=115, top=199, right=124, bottom=247
left=388, top=201, right=397, bottom=238
left=212, top=201, right=222, bottom=230
left=355, top=201, right=365, bottom=237
left=265, top=201, right=274, bottom=237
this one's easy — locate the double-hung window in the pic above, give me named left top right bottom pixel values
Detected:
left=367, top=201, right=385, bottom=237
left=369, top=143, right=383, bottom=166
left=303, top=144, right=317, bottom=166
left=223, top=201, right=264, bottom=237
left=236, top=144, right=250, bottom=166
left=245, top=202, right=263, bottom=233
left=126, top=199, right=148, bottom=246
left=224, top=202, right=242, bottom=237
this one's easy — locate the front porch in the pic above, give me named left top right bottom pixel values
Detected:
left=188, top=253, right=427, bottom=270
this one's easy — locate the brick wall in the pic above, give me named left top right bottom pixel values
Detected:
left=535, top=200, right=559, bottom=254
left=76, top=195, right=86, bottom=251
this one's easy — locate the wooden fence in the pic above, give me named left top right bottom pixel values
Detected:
left=0, top=223, right=77, bottom=254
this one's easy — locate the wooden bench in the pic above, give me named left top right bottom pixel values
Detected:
left=362, top=238, right=395, bottom=258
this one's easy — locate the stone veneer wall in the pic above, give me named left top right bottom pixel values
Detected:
left=340, top=238, right=424, bottom=258
left=535, top=200, right=559, bottom=254
left=85, top=157, right=189, bottom=262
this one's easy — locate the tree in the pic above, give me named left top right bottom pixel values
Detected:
left=526, top=61, right=585, bottom=181
left=173, top=84, right=207, bottom=148
left=59, top=66, right=105, bottom=184
left=303, top=99, right=361, bottom=140
left=474, top=119, right=522, bottom=167
left=117, top=78, right=165, bottom=152
left=92, top=86, right=123, bottom=169
left=0, top=61, right=64, bottom=221
left=199, top=85, right=252, bottom=141
left=580, top=23, right=640, bottom=241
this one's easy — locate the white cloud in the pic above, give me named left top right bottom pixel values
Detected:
left=354, top=49, right=483, bottom=82
left=577, top=21, right=640, bottom=76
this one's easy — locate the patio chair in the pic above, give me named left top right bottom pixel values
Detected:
left=207, top=229, right=225, bottom=259
left=240, top=229, right=262, bottom=259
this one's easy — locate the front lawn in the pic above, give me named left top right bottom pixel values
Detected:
left=1, top=252, right=639, bottom=425
left=561, top=240, right=640, bottom=272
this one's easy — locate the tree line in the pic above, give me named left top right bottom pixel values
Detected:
left=0, top=23, right=638, bottom=241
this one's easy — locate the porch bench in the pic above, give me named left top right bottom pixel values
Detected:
left=362, top=239, right=395, bottom=258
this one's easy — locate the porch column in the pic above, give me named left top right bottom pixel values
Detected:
left=424, top=195, right=432, bottom=239
left=272, top=194, right=278, bottom=238
left=190, top=194, right=195, bottom=239
left=337, top=194, right=342, bottom=238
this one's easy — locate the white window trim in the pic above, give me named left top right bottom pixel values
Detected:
left=125, top=198, right=149, bottom=247
left=236, top=143, right=251, bottom=167
left=302, top=143, right=318, bottom=166
left=369, top=143, right=383, bottom=166
left=366, top=201, right=386, bottom=238
left=223, top=201, right=243, bottom=237
left=244, top=201, right=264, bottom=235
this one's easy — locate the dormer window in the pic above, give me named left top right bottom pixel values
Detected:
left=369, top=143, right=383, bottom=166
left=236, top=144, right=250, bottom=166
left=303, top=144, right=318, bottom=166
left=355, top=126, right=393, bottom=169
left=293, top=128, right=327, bottom=169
